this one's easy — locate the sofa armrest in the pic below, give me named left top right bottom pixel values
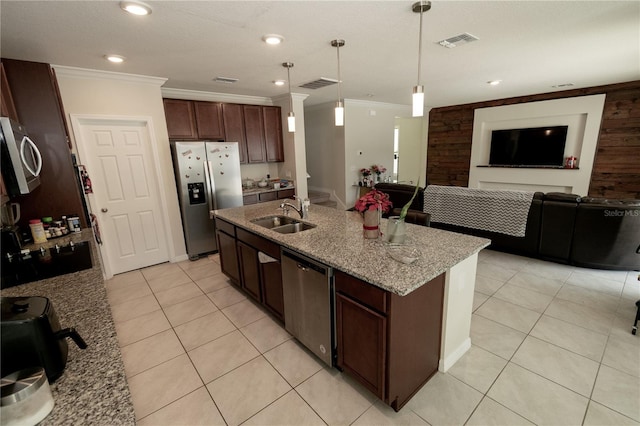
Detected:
left=390, top=208, right=431, bottom=226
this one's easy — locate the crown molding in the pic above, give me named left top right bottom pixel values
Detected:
left=272, top=93, right=310, bottom=104
left=53, top=65, right=167, bottom=86
left=161, top=87, right=274, bottom=105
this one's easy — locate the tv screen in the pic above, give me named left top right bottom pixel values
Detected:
left=489, top=126, right=568, bottom=167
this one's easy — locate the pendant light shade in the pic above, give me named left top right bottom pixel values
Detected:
left=412, top=1, right=431, bottom=117
left=282, top=62, right=295, bottom=133
left=331, top=39, right=345, bottom=127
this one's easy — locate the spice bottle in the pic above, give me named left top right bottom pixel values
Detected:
left=29, top=219, right=47, bottom=243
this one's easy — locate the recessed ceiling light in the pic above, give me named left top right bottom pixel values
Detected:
left=487, top=80, right=502, bottom=86
left=105, top=54, right=126, bottom=63
left=262, top=34, right=284, bottom=45
left=273, top=80, right=286, bottom=86
left=120, top=1, right=152, bottom=16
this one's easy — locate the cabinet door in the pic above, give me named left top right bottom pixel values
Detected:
left=237, top=241, right=262, bottom=301
left=164, top=99, right=197, bottom=140
left=222, top=103, right=247, bottom=164
left=216, top=230, right=240, bottom=286
left=263, top=106, right=284, bottom=162
left=194, top=101, right=224, bottom=140
left=1, top=63, right=19, bottom=122
left=243, top=105, right=266, bottom=163
left=277, top=189, right=295, bottom=200
left=336, top=292, right=386, bottom=399
left=260, top=260, right=284, bottom=322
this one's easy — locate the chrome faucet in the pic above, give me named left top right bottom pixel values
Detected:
left=279, top=202, right=304, bottom=219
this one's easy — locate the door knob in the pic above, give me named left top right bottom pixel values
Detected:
left=101, top=208, right=108, bottom=213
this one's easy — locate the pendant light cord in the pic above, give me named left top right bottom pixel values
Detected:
left=337, top=44, right=342, bottom=102
left=286, top=66, right=293, bottom=112
left=417, top=6, right=423, bottom=86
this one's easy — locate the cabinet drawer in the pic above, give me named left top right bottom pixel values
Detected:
left=258, top=191, right=277, bottom=202
left=243, top=194, right=258, bottom=205
left=277, top=188, right=295, bottom=199
left=335, top=270, right=388, bottom=314
left=215, top=218, right=235, bottom=237
left=236, top=228, right=280, bottom=260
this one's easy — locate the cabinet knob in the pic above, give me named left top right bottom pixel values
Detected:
left=101, top=208, right=108, bottom=213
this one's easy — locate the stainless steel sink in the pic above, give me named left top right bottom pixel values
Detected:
left=251, top=215, right=298, bottom=229
left=250, top=215, right=316, bottom=233
left=271, top=222, right=316, bottom=234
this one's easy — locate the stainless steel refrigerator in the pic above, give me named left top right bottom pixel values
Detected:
left=171, top=141, right=243, bottom=259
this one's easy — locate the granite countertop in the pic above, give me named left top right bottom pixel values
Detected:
left=1, top=229, right=135, bottom=425
left=214, top=201, right=490, bottom=296
left=242, top=184, right=295, bottom=195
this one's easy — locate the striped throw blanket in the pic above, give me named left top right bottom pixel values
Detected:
left=424, top=185, right=535, bottom=237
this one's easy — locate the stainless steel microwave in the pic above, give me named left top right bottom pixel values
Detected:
left=0, top=117, right=42, bottom=196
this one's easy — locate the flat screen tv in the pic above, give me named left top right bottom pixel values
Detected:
left=489, top=126, right=568, bottom=167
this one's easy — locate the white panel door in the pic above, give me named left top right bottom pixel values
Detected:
left=74, top=117, right=169, bottom=275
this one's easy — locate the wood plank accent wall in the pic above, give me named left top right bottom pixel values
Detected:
left=427, top=80, right=640, bottom=199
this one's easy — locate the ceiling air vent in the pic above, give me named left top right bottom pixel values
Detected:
left=213, top=76, right=239, bottom=84
left=437, top=33, right=479, bottom=49
left=299, top=77, right=338, bottom=90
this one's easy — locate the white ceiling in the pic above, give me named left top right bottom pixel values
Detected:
left=1, top=1, right=639, bottom=108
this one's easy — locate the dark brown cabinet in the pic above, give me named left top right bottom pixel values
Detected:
left=0, top=63, right=18, bottom=122
left=164, top=99, right=284, bottom=164
left=194, top=101, right=224, bottom=140
left=243, top=105, right=266, bottom=163
left=237, top=240, right=262, bottom=301
left=222, top=103, right=247, bottom=164
left=263, top=106, right=284, bottom=162
left=335, top=270, right=445, bottom=411
left=163, top=99, right=197, bottom=139
left=163, top=99, right=225, bottom=141
left=215, top=218, right=285, bottom=321
left=215, top=219, right=241, bottom=286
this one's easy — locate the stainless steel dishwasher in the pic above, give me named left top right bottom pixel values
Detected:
left=281, top=248, right=334, bottom=366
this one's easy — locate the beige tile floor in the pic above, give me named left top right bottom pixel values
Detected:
left=105, top=249, right=640, bottom=425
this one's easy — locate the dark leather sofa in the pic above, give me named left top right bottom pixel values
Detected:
left=373, top=183, right=640, bottom=271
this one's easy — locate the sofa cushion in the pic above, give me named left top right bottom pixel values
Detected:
left=374, top=183, right=424, bottom=211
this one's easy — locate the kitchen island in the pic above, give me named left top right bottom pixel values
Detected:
left=214, top=201, right=490, bottom=410
left=1, top=230, right=135, bottom=425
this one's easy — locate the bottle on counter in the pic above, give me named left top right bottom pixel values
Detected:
left=29, top=219, right=47, bottom=243
left=67, top=215, right=81, bottom=233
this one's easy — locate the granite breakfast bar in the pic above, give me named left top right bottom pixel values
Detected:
left=214, top=200, right=491, bottom=407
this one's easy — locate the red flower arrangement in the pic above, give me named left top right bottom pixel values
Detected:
left=354, top=189, right=392, bottom=213
left=371, top=164, right=387, bottom=175
left=360, top=168, right=371, bottom=177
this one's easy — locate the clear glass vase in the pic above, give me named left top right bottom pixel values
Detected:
left=386, top=216, right=406, bottom=244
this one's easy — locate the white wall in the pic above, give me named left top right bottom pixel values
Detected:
left=54, top=66, right=187, bottom=261
left=469, top=94, right=606, bottom=195
left=343, top=100, right=412, bottom=207
left=396, top=117, right=425, bottom=184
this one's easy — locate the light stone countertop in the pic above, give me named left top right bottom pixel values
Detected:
left=214, top=201, right=491, bottom=296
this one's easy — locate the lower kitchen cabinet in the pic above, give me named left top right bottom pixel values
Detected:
left=215, top=219, right=240, bottom=286
left=236, top=240, right=262, bottom=302
left=335, top=270, right=445, bottom=411
left=216, top=218, right=285, bottom=321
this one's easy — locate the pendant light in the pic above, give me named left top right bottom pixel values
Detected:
left=282, top=62, right=295, bottom=133
left=331, top=39, right=345, bottom=126
left=412, top=1, right=431, bottom=117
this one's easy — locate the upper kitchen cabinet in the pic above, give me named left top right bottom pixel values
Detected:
left=222, top=103, right=248, bottom=164
left=194, top=101, right=224, bottom=140
left=163, top=99, right=198, bottom=140
left=0, top=63, right=19, bottom=122
left=1, top=59, right=86, bottom=227
left=243, top=105, right=266, bottom=163
left=164, top=99, right=284, bottom=164
left=263, top=106, right=284, bottom=162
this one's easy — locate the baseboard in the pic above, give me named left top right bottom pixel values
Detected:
left=172, top=254, right=189, bottom=263
left=438, top=337, right=471, bottom=372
